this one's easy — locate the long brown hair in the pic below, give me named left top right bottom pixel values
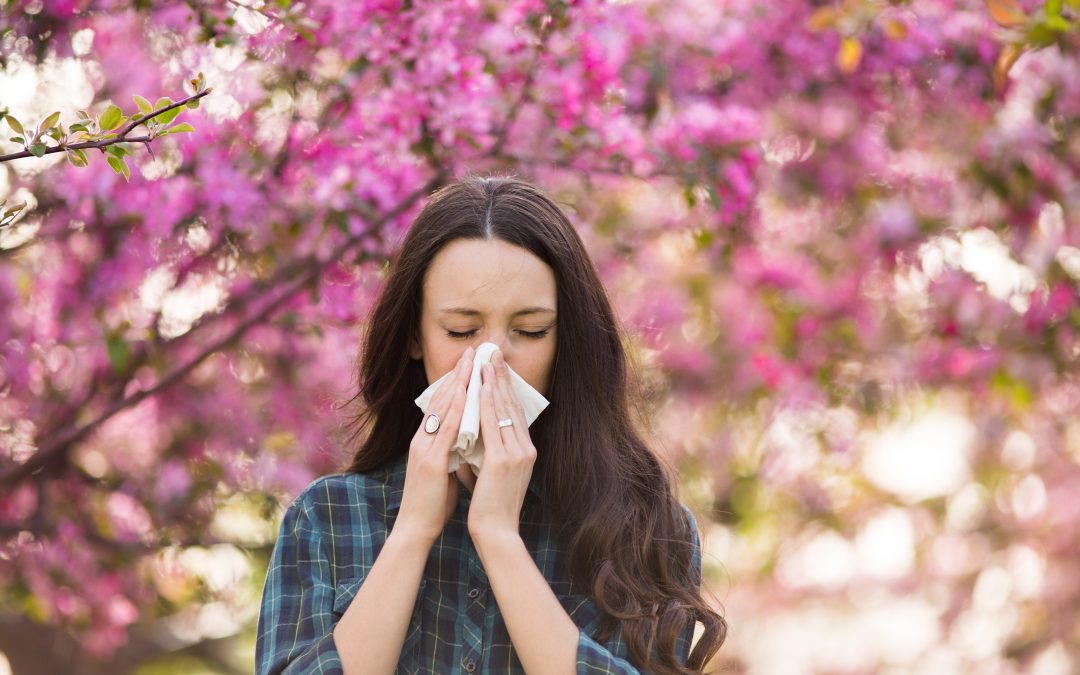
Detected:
left=339, top=176, right=727, bottom=673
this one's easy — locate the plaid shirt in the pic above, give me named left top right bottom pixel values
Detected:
left=256, top=452, right=701, bottom=674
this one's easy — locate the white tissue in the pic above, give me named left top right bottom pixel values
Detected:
left=414, top=342, right=550, bottom=473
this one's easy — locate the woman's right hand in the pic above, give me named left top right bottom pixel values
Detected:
left=395, top=346, right=475, bottom=545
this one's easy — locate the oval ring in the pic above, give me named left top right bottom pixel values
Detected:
left=497, top=418, right=514, bottom=428
left=424, top=412, right=441, bottom=434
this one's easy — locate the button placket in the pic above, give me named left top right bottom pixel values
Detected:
left=460, top=538, right=487, bottom=671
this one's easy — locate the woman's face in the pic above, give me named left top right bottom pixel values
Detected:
left=410, top=237, right=558, bottom=397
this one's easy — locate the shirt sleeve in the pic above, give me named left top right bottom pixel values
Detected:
left=574, top=504, right=703, bottom=674
left=255, top=487, right=344, bottom=675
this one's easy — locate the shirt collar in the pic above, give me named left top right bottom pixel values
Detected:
left=384, top=452, right=541, bottom=510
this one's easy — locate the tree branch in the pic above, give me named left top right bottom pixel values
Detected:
left=0, top=173, right=446, bottom=487
left=0, top=90, right=211, bottom=163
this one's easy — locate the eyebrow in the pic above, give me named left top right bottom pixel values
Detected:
left=439, top=306, right=556, bottom=317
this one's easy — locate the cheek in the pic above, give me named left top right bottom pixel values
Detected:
left=425, top=345, right=464, bottom=384
left=515, top=347, right=556, bottom=393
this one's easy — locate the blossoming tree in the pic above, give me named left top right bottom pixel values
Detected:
left=0, top=0, right=1077, bottom=672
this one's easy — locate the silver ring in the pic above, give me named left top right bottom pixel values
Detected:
left=497, top=418, right=513, bottom=428
left=424, top=412, right=441, bottom=434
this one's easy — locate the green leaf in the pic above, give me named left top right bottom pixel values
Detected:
left=156, top=106, right=183, bottom=126
left=1028, top=23, right=1059, bottom=46
left=106, top=155, right=124, bottom=174
left=105, top=143, right=130, bottom=158
left=68, top=121, right=89, bottom=133
left=28, top=143, right=46, bottom=157
left=692, top=228, right=715, bottom=250
left=100, top=104, right=123, bottom=131
left=185, top=98, right=201, bottom=110
left=66, top=148, right=87, bottom=167
left=5, top=115, right=24, bottom=136
left=106, top=333, right=131, bottom=374
left=1045, top=14, right=1072, bottom=31
left=133, top=95, right=153, bottom=114
left=9, top=136, right=23, bottom=144
left=166, top=122, right=195, bottom=134
left=4, top=201, right=26, bottom=217
left=154, top=97, right=173, bottom=111
left=684, top=186, right=697, bottom=208
left=38, top=111, right=61, bottom=133
left=990, top=367, right=1033, bottom=409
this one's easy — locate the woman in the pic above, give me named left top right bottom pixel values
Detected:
left=256, top=177, right=727, bottom=674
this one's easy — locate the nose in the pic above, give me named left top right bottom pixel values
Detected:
left=481, top=334, right=510, bottom=360
left=491, top=339, right=509, bottom=358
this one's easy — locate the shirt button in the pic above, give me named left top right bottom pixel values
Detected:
left=467, top=588, right=480, bottom=599
left=462, top=658, right=476, bottom=672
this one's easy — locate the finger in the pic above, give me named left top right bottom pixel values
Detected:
left=433, top=347, right=474, bottom=413
left=478, top=373, right=505, bottom=458
left=485, top=362, right=513, bottom=447
left=491, top=353, right=528, bottom=448
left=434, top=353, right=472, bottom=439
left=441, top=376, right=467, bottom=441
left=416, top=349, right=472, bottom=441
left=440, top=349, right=475, bottom=401
left=429, top=377, right=466, bottom=471
left=411, top=384, right=460, bottom=478
left=492, top=351, right=517, bottom=403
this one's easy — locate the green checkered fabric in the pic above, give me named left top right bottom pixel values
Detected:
left=256, top=452, right=701, bottom=674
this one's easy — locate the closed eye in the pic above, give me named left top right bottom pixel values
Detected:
left=446, top=329, right=550, bottom=340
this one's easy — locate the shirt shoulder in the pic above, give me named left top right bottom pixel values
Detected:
left=291, top=471, right=386, bottom=507
left=280, top=465, right=404, bottom=579
left=677, top=501, right=703, bottom=586
left=289, top=457, right=403, bottom=520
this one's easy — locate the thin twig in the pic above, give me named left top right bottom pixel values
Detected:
left=0, top=90, right=211, bottom=163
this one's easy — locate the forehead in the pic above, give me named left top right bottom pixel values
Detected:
left=423, top=238, right=556, bottom=311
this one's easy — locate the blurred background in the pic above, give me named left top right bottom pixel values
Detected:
left=0, top=0, right=1078, bottom=673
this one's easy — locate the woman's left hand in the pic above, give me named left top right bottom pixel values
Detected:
left=467, top=349, right=536, bottom=542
